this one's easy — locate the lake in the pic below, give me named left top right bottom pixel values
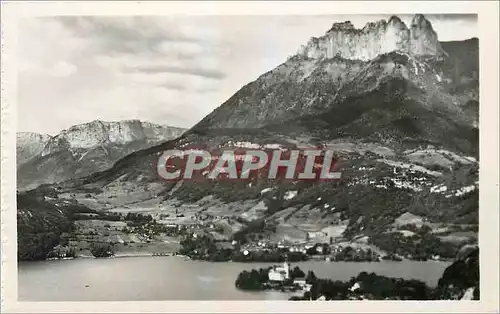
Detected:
left=18, top=257, right=451, bottom=301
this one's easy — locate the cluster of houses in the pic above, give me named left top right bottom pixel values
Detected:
left=237, top=239, right=390, bottom=262
left=241, top=240, right=336, bottom=254
left=241, top=240, right=314, bottom=252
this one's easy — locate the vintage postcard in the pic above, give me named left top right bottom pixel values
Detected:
left=1, top=1, right=499, bottom=313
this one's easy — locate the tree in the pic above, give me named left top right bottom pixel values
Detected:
left=90, top=243, right=113, bottom=258
left=290, top=266, right=305, bottom=279
left=66, top=247, right=77, bottom=258
left=306, top=271, right=317, bottom=284
left=322, top=243, right=331, bottom=255
left=235, top=267, right=270, bottom=291
left=418, top=224, right=432, bottom=235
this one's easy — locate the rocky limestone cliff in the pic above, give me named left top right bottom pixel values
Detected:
left=17, top=132, right=52, bottom=168
left=41, top=120, right=185, bottom=156
left=297, top=14, right=445, bottom=61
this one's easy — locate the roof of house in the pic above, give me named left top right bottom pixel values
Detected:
left=269, top=269, right=287, bottom=275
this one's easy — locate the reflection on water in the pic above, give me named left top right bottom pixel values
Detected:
left=18, top=257, right=450, bottom=301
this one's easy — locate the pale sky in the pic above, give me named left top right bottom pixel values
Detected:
left=17, top=14, right=478, bottom=135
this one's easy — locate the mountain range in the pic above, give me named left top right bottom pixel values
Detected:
left=17, top=120, right=186, bottom=190
left=17, top=14, right=479, bottom=291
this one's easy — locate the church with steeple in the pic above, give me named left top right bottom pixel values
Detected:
left=268, top=261, right=291, bottom=282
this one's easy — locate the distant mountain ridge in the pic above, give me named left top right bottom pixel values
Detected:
left=17, top=119, right=186, bottom=190
left=40, top=120, right=184, bottom=154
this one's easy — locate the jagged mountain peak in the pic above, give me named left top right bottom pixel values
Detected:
left=297, top=14, right=444, bottom=61
left=361, top=19, right=388, bottom=31
left=388, top=15, right=404, bottom=25
left=409, top=14, right=444, bottom=56
left=327, top=21, right=356, bottom=32
left=411, top=14, right=432, bottom=28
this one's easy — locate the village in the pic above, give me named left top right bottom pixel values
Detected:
left=44, top=202, right=452, bottom=263
left=38, top=186, right=455, bottom=264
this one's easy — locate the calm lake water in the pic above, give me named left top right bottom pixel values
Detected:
left=18, top=257, right=451, bottom=301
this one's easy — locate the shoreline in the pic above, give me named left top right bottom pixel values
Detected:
left=21, top=254, right=453, bottom=264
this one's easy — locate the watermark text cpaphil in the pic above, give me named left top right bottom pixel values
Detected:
left=155, top=148, right=342, bottom=181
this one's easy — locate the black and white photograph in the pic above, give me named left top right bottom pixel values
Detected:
left=1, top=1, right=499, bottom=313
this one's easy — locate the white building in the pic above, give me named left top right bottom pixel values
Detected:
left=268, top=261, right=290, bottom=282
left=349, top=282, right=361, bottom=292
